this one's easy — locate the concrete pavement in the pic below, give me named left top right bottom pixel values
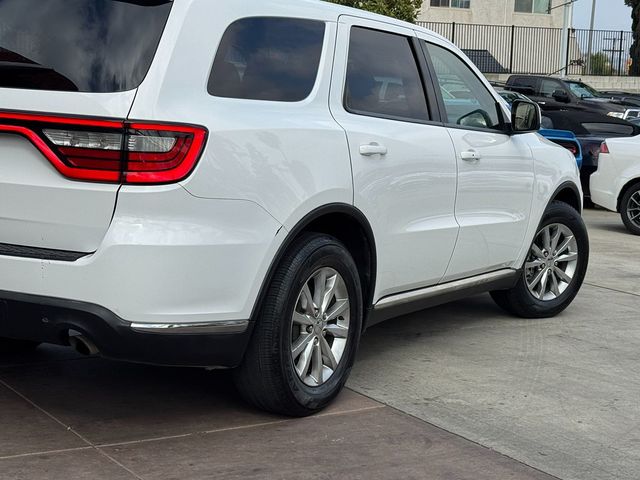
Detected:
left=0, top=208, right=638, bottom=479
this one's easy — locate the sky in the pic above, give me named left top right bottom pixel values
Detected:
left=572, top=0, right=633, bottom=31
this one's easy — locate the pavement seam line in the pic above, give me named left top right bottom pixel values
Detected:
left=0, top=446, right=94, bottom=461
left=0, top=377, right=145, bottom=480
left=97, top=404, right=386, bottom=449
left=348, top=388, right=565, bottom=480
left=585, top=281, right=640, bottom=298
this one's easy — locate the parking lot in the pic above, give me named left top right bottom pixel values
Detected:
left=0, top=207, right=638, bottom=480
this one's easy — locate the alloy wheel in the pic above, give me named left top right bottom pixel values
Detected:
left=525, top=223, right=579, bottom=301
left=291, top=267, right=350, bottom=387
left=626, top=191, right=640, bottom=229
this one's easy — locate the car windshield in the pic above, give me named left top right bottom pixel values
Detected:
left=567, top=81, right=600, bottom=99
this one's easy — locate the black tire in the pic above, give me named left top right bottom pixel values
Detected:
left=234, top=233, right=363, bottom=416
left=620, top=183, right=640, bottom=235
left=0, top=338, right=40, bottom=353
left=491, top=201, right=589, bottom=318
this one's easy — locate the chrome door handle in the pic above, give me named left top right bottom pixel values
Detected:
left=460, top=150, right=482, bottom=161
left=359, top=143, right=388, bottom=156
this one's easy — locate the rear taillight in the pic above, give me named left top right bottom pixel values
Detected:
left=0, top=112, right=207, bottom=184
left=600, top=141, right=609, bottom=155
left=555, top=141, right=579, bottom=157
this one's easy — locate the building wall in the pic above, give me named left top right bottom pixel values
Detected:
left=419, top=0, right=565, bottom=28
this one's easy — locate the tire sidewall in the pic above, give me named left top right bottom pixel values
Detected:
left=621, top=185, right=640, bottom=235
left=278, top=239, right=363, bottom=411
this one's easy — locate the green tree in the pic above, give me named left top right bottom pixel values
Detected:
left=625, top=0, right=640, bottom=75
left=587, top=52, right=613, bottom=75
left=327, top=0, right=423, bottom=23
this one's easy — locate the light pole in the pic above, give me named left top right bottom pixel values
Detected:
left=586, top=0, right=597, bottom=74
left=557, top=0, right=576, bottom=76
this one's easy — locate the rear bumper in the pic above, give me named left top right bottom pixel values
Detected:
left=0, top=290, right=252, bottom=367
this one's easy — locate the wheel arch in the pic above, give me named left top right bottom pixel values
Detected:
left=550, top=181, right=582, bottom=213
left=617, top=177, right=640, bottom=212
left=249, top=203, right=377, bottom=327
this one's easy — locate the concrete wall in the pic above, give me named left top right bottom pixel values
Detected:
left=484, top=73, right=640, bottom=93
left=419, top=0, right=564, bottom=28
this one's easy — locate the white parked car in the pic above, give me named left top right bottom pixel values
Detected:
left=0, top=0, right=588, bottom=415
left=591, top=137, right=640, bottom=234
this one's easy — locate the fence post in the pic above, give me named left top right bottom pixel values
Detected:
left=509, top=25, right=515, bottom=73
left=619, top=31, right=625, bottom=76
left=451, top=22, right=456, bottom=44
left=565, top=28, right=571, bottom=75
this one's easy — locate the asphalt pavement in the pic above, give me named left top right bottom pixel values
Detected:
left=0, top=208, right=638, bottom=480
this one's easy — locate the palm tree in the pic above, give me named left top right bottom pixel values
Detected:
left=626, top=0, right=640, bottom=75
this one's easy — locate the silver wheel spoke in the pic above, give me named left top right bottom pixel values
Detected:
left=325, top=323, right=349, bottom=339
left=312, top=270, right=327, bottom=311
left=526, top=259, right=545, bottom=270
left=556, top=253, right=577, bottom=263
left=320, top=335, right=338, bottom=370
left=554, top=236, right=573, bottom=256
left=325, top=298, right=349, bottom=321
left=310, top=342, right=323, bottom=385
left=295, top=340, right=314, bottom=378
left=300, top=284, right=316, bottom=315
left=542, top=227, right=552, bottom=251
left=293, top=311, right=314, bottom=326
left=528, top=268, right=546, bottom=290
left=550, top=227, right=562, bottom=253
left=554, top=266, right=573, bottom=284
left=292, top=333, right=314, bottom=359
left=531, top=243, right=545, bottom=260
left=539, top=269, right=550, bottom=298
left=550, top=271, right=561, bottom=297
left=320, top=274, right=338, bottom=316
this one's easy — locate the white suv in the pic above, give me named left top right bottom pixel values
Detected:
left=0, top=0, right=588, bottom=415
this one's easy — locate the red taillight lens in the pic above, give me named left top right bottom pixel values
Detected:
left=0, top=112, right=207, bottom=184
left=556, top=141, right=579, bottom=157
left=600, top=141, right=609, bottom=155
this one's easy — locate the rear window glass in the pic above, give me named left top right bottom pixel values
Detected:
left=208, top=18, right=325, bottom=102
left=0, top=0, right=172, bottom=93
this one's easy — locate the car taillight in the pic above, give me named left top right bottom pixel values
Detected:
left=600, top=141, right=609, bottom=155
left=556, top=141, right=579, bottom=157
left=0, top=112, right=207, bottom=184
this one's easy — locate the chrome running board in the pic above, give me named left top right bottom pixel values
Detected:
left=130, top=319, right=249, bottom=335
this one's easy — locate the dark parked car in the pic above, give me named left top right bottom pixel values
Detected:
left=540, top=110, right=640, bottom=200
left=506, top=75, right=627, bottom=117
left=600, top=90, right=640, bottom=108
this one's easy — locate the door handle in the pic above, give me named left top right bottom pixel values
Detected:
left=460, top=150, right=482, bottom=161
left=359, top=143, right=388, bottom=156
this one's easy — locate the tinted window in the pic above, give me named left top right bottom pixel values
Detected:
left=345, top=28, right=429, bottom=122
left=509, top=77, right=537, bottom=95
left=0, top=0, right=172, bottom=92
left=540, top=79, right=564, bottom=98
left=426, top=43, right=501, bottom=130
left=208, top=18, right=325, bottom=102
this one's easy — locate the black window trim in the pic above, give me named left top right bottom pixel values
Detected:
left=419, top=39, right=511, bottom=135
left=341, top=26, right=441, bottom=127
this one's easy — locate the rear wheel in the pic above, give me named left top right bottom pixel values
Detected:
left=620, top=183, right=640, bottom=235
left=0, top=338, right=40, bottom=353
left=491, top=201, right=589, bottom=318
left=234, top=233, right=363, bottom=416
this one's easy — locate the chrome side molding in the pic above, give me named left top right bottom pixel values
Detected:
left=130, top=319, right=249, bottom=335
left=369, top=269, right=519, bottom=326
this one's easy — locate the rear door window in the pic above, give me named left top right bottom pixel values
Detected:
left=344, top=27, right=429, bottom=122
left=0, top=0, right=172, bottom=92
left=208, top=18, right=325, bottom=102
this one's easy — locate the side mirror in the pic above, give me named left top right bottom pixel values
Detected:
left=552, top=89, right=570, bottom=103
left=511, top=100, right=541, bottom=134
